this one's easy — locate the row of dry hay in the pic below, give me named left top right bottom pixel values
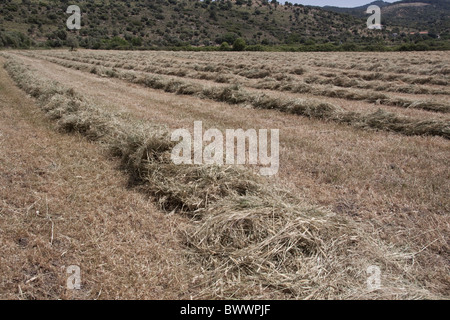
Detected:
left=46, top=50, right=449, bottom=82
left=39, top=51, right=450, bottom=100
left=312, top=59, right=450, bottom=77
left=30, top=53, right=450, bottom=139
left=2, top=54, right=440, bottom=299
left=110, top=51, right=450, bottom=84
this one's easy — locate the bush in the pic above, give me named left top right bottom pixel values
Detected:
left=341, top=42, right=360, bottom=51
left=220, top=41, right=230, bottom=51
left=101, top=36, right=130, bottom=50
left=66, top=35, right=79, bottom=51
left=0, top=31, right=31, bottom=48
left=245, top=44, right=265, bottom=51
left=233, top=38, right=246, bottom=51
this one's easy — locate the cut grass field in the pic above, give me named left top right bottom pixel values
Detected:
left=0, top=58, right=200, bottom=299
left=0, top=50, right=449, bottom=299
left=19, top=51, right=449, bottom=138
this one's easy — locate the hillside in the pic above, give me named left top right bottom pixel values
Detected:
left=323, top=0, right=450, bottom=36
left=0, top=0, right=388, bottom=49
left=0, top=0, right=448, bottom=50
left=323, top=1, right=392, bottom=14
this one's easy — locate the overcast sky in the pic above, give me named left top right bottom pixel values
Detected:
left=291, top=0, right=399, bottom=7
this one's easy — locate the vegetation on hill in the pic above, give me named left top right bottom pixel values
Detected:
left=323, top=0, right=450, bottom=37
left=0, top=0, right=448, bottom=51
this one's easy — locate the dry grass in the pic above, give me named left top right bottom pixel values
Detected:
left=23, top=53, right=449, bottom=139
left=38, top=52, right=450, bottom=113
left=256, top=79, right=450, bottom=113
left=0, top=58, right=199, bottom=300
left=3, top=54, right=445, bottom=300
left=304, top=74, right=450, bottom=96
left=2, top=50, right=449, bottom=300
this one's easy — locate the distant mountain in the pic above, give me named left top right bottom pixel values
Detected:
left=323, top=1, right=393, bottom=13
left=323, top=0, right=450, bottom=34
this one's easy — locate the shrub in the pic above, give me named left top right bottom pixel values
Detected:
left=66, top=35, right=79, bottom=51
left=233, top=38, right=246, bottom=51
left=245, top=44, right=265, bottom=51
left=220, top=41, right=230, bottom=51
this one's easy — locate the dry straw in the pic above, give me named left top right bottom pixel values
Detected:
left=33, top=54, right=449, bottom=139
left=4, top=56, right=440, bottom=299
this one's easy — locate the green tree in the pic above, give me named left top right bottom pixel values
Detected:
left=233, top=38, right=246, bottom=51
left=220, top=42, right=230, bottom=51
left=66, top=34, right=79, bottom=51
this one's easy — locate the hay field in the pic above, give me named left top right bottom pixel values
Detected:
left=0, top=50, right=449, bottom=300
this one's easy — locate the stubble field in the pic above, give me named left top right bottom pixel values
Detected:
left=0, top=49, right=448, bottom=300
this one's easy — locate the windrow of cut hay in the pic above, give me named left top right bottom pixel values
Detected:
left=3, top=55, right=438, bottom=299
left=62, top=51, right=450, bottom=86
left=30, top=54, right=450, bottom=139
left=106, top=55, right=450, bottom=97
left=36, top=52, right=450, bottom=114
left=334, top=70, right=449, bottom=86
left=313, top=60, right=450, bottom=79
left=255, top=79, right=450, bottom=114
left=302, top=75, right=450, bottom=96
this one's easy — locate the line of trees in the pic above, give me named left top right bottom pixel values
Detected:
left=0, top=31, right=32, bottom=49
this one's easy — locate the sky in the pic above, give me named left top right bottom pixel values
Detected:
left=291, top=0, right=399, bottom=8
